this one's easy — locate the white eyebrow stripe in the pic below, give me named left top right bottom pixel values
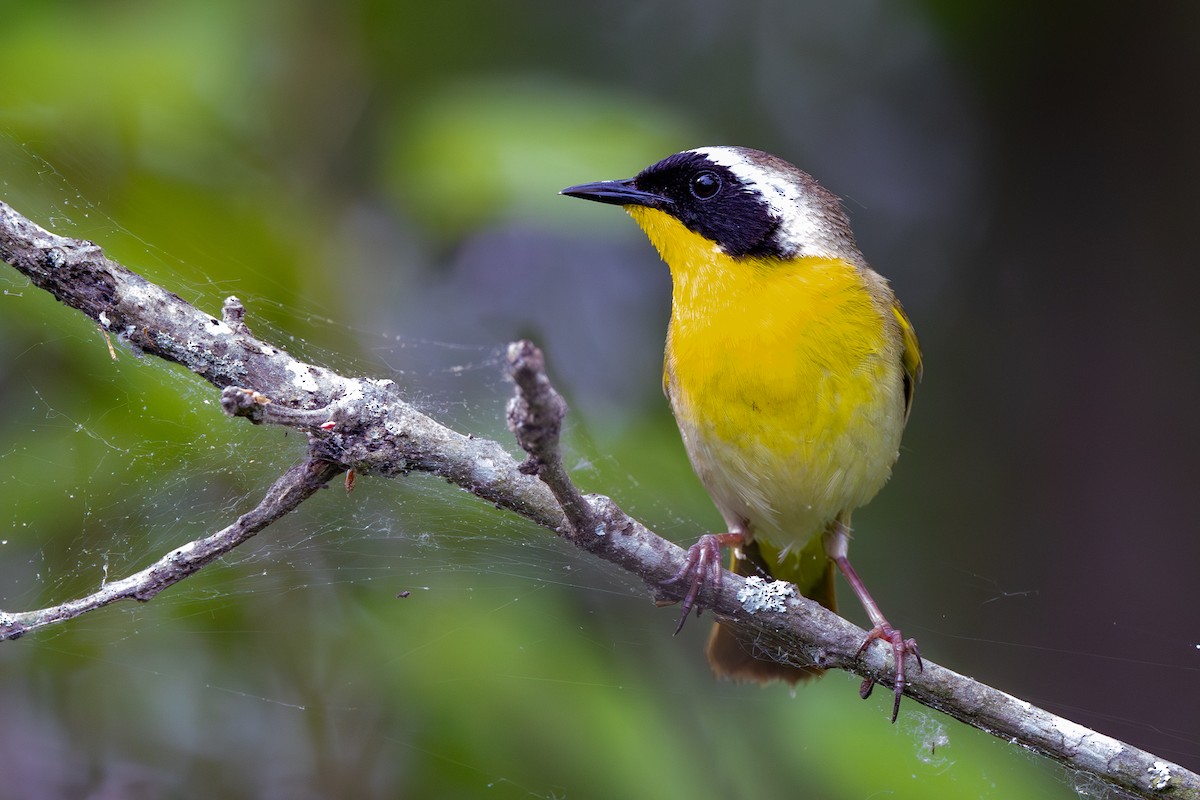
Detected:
left=689, top=146, right=856, bottom=263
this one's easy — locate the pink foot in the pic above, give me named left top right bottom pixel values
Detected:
left=661, top=533, right=742, bottom=635
left=856, top=623, right=922, bottom=723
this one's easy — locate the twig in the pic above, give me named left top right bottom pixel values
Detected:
left=1, top=200, right=1196, bottom=800
left=505, top=340, right=597, bottom=542
left=0, top=457, right=341, bottom=639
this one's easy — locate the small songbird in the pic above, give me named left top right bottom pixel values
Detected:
left=562, top=146, right=923, bottom=720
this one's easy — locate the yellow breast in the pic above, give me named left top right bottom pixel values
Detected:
left=629, top=207, right=906, bottom=553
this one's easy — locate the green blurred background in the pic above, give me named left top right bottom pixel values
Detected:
left=2, top=1, right=1198, bottom=798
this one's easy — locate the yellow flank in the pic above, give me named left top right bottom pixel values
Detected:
left=628, top=206, right=908, bottom=580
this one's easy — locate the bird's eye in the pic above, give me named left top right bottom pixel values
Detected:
left=690, top=171, right=721, bottom=200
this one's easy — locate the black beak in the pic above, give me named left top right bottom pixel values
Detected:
left=560, top=178, right=671, bottom=209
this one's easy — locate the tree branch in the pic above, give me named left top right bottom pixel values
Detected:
left=1, top=200, right=1195, bottom=800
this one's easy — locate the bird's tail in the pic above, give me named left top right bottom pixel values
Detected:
left=706, top=535, right=834, bottom=684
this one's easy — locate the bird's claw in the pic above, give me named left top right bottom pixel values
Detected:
left=660, top=533, right=738, bottom=635
left=856, top=623, right=922, bottom=723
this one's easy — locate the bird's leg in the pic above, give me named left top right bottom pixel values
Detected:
left=824, top=520, right=922, bottom=723
left=661, top=531, right=744, bottom=635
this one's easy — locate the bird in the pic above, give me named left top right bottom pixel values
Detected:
left=561, top=146, right=923, bottom=721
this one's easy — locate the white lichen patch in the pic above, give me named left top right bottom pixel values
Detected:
left=382, top=416, right=404, bottom=437
left=737, top=576, right=795, bottom=613
left=1147, top=761, right=1172, bottom=791
left=122, top=283, right=159, bottom=307
left=207, top=319, right=234, bottom=337
left=286, top=361, right=320, bottom=393
left=334, top=382, right=365, bottom=415
left=471, top=456, right=498, bottom=486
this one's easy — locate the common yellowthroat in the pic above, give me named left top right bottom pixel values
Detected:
left=562, top=146, right=923, bottom=720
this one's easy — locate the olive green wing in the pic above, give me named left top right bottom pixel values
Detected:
left=892, top=299, right=923, bottom=421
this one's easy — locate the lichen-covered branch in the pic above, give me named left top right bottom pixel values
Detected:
left=1, top=200, right=1195, bottom=800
